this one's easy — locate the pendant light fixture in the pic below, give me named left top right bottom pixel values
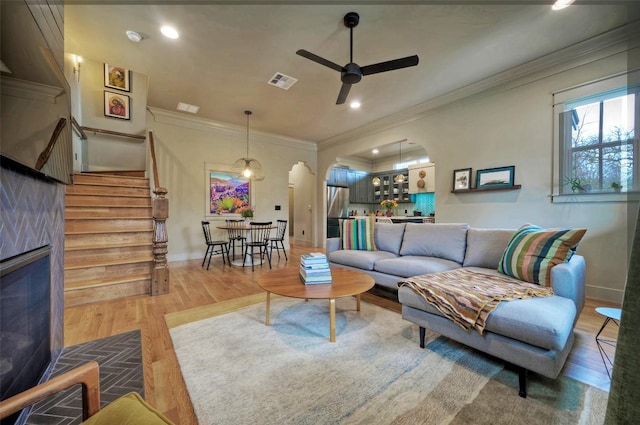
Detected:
left=394, top=141, right=405, bottom=183
left=233, top=110, right=265, bottom=181
left=372, top=148, right=380, bottom=186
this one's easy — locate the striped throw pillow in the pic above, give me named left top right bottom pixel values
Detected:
left=341, top=217, right=376, bottom=251
left=498, top=224, right=586, bottom=285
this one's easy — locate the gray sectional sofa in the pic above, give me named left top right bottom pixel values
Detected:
left=326, top=222, right=586, bottom=397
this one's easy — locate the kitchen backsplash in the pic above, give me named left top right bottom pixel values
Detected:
left=350, top=193, right=435, bottom=216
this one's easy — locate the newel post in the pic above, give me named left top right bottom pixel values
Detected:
left=151, top=186, right=169, bottom=295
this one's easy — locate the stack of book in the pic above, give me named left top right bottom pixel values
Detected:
left=299, top=252, right=332, bottom=284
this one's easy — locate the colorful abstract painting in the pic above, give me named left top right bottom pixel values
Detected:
left=209, top=171, right=250, bottom=215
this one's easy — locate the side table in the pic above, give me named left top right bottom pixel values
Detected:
left=595, top=307, right=621, bottom=380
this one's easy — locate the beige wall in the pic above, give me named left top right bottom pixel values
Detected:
left=77, top=57, right=148, bottom=171
left=318, top=47, right=638, bottom=303
left=145, top=108, right=317, bottom=261
left=289, top=162, right=316, bottom=245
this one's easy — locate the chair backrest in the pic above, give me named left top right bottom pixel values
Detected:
left=275, top=220, right=287, bottom=240
left=225, top=219, right=245, bottom=239
left=249, top=221, right=272, bottom=244
left=201, top=221, right=212, bottom=244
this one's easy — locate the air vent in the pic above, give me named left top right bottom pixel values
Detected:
left=268, top=72, right=298, bottom=90
left=177, top=102, right=200, bottom=114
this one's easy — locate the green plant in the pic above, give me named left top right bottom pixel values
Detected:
left=564, top=176, right=585, bottom=193
left=611, top=182, right=623, bottom=190
left=239, top=206, right=254, bottom=218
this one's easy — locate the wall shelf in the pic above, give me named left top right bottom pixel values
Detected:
left=452, top=184, right=521, bottom=194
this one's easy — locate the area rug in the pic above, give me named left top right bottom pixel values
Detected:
left=168, top=297, right=608, bottom=425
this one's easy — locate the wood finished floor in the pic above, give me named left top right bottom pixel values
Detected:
left=63, top=243, right=620, bottom=424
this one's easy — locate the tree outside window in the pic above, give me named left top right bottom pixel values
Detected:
left=561, top=87, right=638, bottom=194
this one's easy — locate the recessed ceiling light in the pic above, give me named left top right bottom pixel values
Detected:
left=551, top=0, right=575, bottom=10
left=372, top=149, right=379, bottom=154
left=126, top=30, right=142, bottom=43
left=350, top=101, right=361, bottom=109
left=161, top=26, right=179, bottom=39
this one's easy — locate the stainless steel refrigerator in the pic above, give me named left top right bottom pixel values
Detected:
left=327, top=186, right=350, bottom=238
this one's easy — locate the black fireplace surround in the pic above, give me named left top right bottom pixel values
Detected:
left=0, top=246, right=52, bottom=425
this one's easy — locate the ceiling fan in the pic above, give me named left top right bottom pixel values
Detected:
left=297, top=11, right=419, bottom=105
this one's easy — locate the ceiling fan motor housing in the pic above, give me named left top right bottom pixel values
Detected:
left=341, top=63, right=362, bottom=84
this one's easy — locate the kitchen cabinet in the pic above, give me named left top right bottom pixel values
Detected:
left=408, top=163, right=435, bottom=193
left=348, top=170, right=373, bottom=203
left=328, top=167, right=349, bottom=186
left=372, top=169, right=410, bottom=203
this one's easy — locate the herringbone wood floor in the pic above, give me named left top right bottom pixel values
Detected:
left=63, top=243, right=620, bottom=424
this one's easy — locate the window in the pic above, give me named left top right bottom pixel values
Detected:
left=558, top=84, right=639, bottom=195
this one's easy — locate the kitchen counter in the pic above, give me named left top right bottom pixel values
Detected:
left=354, top=215, right=435, bottom=223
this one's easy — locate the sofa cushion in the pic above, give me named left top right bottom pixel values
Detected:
left=341, top=217, right=376, bottom=251
left=374, top=222, right=406, bottom=255
left=398, top=286, right=576, bottom=351
left=374, top=256, right=461, bottom=278
left=463, top=228, right=514, bottom=269
left=328, top=249, right=396, bottom=271
left=399, top=223, right=469, bottom=264
left=498, top=224, right=587, bottom=285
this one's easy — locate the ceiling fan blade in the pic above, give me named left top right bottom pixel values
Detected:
left=336, top=83, right=351, bottom=105
left=296, top=49, right=343, bottom=72
left=360, top=55, right=419, bottom=76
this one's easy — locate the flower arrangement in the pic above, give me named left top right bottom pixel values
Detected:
left=380, top=199, right=398, bottom=210
left=239, top=206, right=254, bottom=218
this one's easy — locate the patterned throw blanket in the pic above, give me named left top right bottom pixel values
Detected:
left=398, top=269, right=553, bottom=334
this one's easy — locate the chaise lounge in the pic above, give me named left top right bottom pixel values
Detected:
left=327, top=221, right=586, bottom=397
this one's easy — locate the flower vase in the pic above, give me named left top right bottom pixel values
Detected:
left=385, top=210, right=393, bottom=217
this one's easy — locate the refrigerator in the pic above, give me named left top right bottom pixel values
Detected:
left=327, top=186, right=350, bottom=238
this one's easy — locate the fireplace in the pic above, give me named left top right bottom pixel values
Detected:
left=0, top=246, right=52, bottom=425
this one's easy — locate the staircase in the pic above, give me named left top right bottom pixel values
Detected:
left=64, top=173, right=154, bottom=307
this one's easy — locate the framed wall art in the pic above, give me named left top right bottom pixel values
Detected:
left=452, top=168, right=472, bottom=191
left=104, top=91, right=130, bottom=120
left=475, top=166, right=515, bottom=189
left=104, top=63, right=131, bottom=92
left=206, top=169, right=251, bottom=216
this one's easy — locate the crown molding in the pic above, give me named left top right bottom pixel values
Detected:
left=318, top=20, right=640, bottom=150
left=146, top=106, right=317, bottom=152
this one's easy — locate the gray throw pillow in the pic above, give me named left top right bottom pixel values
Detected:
left=374, top=223, right=406, bottom=255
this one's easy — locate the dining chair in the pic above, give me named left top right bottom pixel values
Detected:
left=242, top=221, right=272, bottom=271
left=269, top=219, right=288, bottom=260
left=225, top=219, right=246, bottom=261
left=201, top=221, right=229, bottom=269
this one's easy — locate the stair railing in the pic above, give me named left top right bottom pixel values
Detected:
left=148, top=130, right=169, bottom=295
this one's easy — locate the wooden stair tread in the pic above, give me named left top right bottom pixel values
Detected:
left=65, top=227, right=153, bottom=234
left=65, top=241, right=153, bottom=251
left=64, top=257, right=153, bottom=270
left=65, top=274, right=151, bottom=291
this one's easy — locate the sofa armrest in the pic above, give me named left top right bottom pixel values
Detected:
left=550, top=254, right=586, bottom=318
left=326, top=238, right=340, bottom=255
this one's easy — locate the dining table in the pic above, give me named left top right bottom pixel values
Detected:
left=216, top=223, right=276, bottom=267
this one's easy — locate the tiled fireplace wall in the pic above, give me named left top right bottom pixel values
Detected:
left=0, top=163, right=65, bottom=360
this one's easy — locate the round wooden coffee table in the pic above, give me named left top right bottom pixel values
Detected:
left=258, top=267, right=375, bottom=342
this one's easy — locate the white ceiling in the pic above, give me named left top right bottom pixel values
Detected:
left=65, top=2, right=636, bottom=146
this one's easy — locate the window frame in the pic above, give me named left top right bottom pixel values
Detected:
left=552, top=71, right=640, bottom=203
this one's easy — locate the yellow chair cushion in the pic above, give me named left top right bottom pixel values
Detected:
left=82, top=392, right=173, bottom=425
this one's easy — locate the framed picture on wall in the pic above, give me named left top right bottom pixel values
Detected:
left=104, top=63, right=131, bottom=92
left=475, top=166, right=515, bottom=189
left=104, top=91, right=130, bottom=120
left=206, top=170, right=251, bottom=216
left=452, top=168, right=472, bottom=191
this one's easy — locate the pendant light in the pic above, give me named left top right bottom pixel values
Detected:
left=233, top=110, right=264, bottom=181
left=394, top=141, right=405, bottom=183
left=372, top=148, right=380, bottom=186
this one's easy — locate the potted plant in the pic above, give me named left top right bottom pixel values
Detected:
left=380, top=199, right=398, bottom=217
left=610, top=182, right=623, bottom=192
left=239, top=206, right=254, bottom=221
left=564, top=176, right=587, bottom=193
